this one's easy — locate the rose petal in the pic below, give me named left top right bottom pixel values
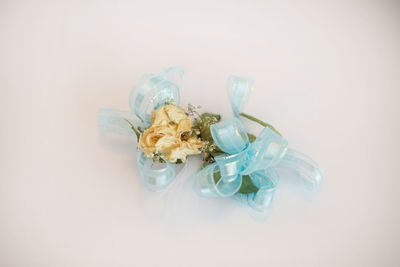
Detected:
left=177, top=118, right=193, bottom=134
left=164, top=105, right=188, bottom=123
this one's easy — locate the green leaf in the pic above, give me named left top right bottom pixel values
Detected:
left=210, top=150, right=224, bottom=157
left=197, top=112, right=221, bottom=143
left=124, top=119, right=140, bottom=141
left=213, top=171, right=222, bottom=184
left=200, top=126, right=213, bottom=143
left=238, top=175, right=259, bottom=194
left=247, top=133, right=256, bottom=142
left=200, top=112, right=221, bottom=122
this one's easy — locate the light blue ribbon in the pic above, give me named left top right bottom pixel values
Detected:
left=227, top=75, right=254, bottom=117
left=129, top=66, right=183, bottom=127
left=193, top=76, right=323, bottom=212
left=99, top=67, right=184, bottom=192
left=99, top=68, right=323, bottom=210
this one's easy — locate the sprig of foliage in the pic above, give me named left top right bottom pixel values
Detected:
left=240, top=112, right=282, bottom=136
left=124, top=118, right=141, bottom=141
left=164, top=99, right=175, bottom=105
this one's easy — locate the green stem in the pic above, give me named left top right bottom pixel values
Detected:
left=124, top=119, right=141, bottom=141
left=240, top=112, right=282, bottom=136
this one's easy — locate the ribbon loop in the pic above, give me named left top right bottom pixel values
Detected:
left=98, top=108, right=140, bottom=136
left=227, top=75, right=254, bottom=117
left=129, top=67, right=183, bottom=125
left=159, top=66, right=184, bottom=89
left=214, top=145, right=249, bottom=182
left=192, top=163, right=243, bottom=197
left=234, top=169, right=279, bottom=211
left=242, top=127, right=288, bottom=175
left=193, top=118, right=251, bottom=197
left=137, top=151, right=176, bottom=192
left=210, top=117, right=249, bottom=154
left=279, top=148, right=323, bottom=190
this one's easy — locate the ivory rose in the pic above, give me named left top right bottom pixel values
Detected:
left=165, top=137, right=204, bottom=163
left=150, top=104, right=187, bottom=126
left=138, top=104, right=204, bottom=162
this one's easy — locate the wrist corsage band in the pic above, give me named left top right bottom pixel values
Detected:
left=99, top=67, right=323, bottom=213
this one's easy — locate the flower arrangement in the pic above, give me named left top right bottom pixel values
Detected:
left=99, top=67, right=323, bottom=213
left=137, top=104, right=204, bottom=163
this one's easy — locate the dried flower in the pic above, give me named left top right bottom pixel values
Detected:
left=138, top=104, right=204, bottom=163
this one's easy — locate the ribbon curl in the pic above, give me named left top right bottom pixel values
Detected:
left=193, top=76, right=323, bottom=212
left=99, top=67, right=184, bottom=192
left=99, top=67, right=323, bottom=211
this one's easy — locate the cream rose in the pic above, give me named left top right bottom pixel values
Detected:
left=150, top=104, right=188, bottom=126
left=165, top=137, right=204, bottom=162
left=139, top=104, right=204, bottom=162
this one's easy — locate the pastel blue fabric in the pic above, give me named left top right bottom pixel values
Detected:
left=227, top=75, right=254, bottom=117
left=129, top=66, right=183, bottom=127
left=99, top=66, right=184, bottom=191
left=193, top=75, right=323, bottom=212
left=99, top=67, right=323, bottom=212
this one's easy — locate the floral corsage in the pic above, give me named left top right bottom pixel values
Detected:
left=99, top=67, right=323, bottom=212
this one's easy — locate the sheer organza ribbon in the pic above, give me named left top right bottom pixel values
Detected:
left=99, top=67, right=184, bottom=192
left=192, top=76, right=323, bottom=211
left=99, top=68, right=323, bottom=212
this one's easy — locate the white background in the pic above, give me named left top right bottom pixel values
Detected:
left=1, top=0, right=400, bottom=266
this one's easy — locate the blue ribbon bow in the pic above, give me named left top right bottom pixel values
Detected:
left=99, top=68, right=323, bottom=212
left=193, top=76, right=323, bottom=211
left=99, top=67, right=185, bottom=191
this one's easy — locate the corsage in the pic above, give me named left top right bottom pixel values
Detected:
left=99, top=67, right=323, bottom=213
